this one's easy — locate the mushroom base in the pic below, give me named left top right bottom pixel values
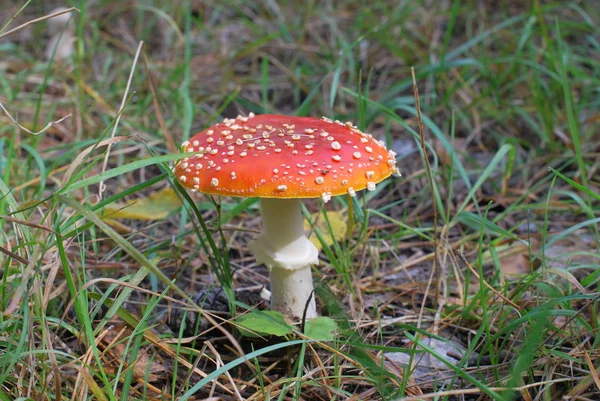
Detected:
left=270, top=264, right=317, bottom=320
left=249, top=198, right=319, bottom=320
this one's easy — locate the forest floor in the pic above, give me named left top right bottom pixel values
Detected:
left=1, top=1, right=599, bottom=400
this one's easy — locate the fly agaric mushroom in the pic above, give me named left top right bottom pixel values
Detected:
left=174, top=114, right=398, bottom=320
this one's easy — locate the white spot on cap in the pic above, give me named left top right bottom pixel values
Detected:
left=348, top=187, right=356, bottom=197
left=193, top=177, right=200, bottom=185
left=366, top=171, right=374, bottom=179
left=331, top=141, right=341, bottom=150
left=341, top=179, right=348, bottom=185
left=211, top=178, right=219, bottom=187
left=277, top=184, right=288, bottom=192
left=353, top=152, right=361, bottom=159
left=365, top=146, right=373, bottom=153
left=196, top=163, right=203, bottom=170
left=179, top=175, right=187, bottom=183
left=321, top=192, right=332, bottom=203
left=332, top=155, right=341, bottom=162
left=315, top=177, right=324, bottom=185
left=367, top=182, right=376, bottom=191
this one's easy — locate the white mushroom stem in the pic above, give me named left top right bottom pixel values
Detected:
left=249, top=198, right=319, bottom=320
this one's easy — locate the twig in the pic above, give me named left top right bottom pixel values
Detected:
left=0, top=215, right=58, bottom=235
left=205, top=341, right=244, bottom=401
left=0, top=7, right=79, bottom=40
left=0, top=101, right=71, bottom=135
left=301, top=290, right=315, bottom=333
left=0, top=245, right=29, bottom=265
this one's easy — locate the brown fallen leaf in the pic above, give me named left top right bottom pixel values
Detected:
left=499, top=252, right=534, bottom=276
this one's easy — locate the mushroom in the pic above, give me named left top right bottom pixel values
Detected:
left=174, top=114, right=398, bottom=320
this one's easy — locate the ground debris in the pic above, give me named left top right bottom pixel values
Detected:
left=385, top=337, right=478, bottom=388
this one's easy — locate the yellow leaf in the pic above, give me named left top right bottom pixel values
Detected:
left=304, top=210, right=347, bottom=251
left=103, top=188, right=181, bottom=220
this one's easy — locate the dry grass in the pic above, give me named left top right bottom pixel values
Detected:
left=1, top=1, right=599, bottom=400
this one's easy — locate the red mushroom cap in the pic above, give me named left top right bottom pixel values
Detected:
left=174, top=114, right=398, bottom=201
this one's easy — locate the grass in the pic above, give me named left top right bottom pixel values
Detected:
left=1, top=0, right=599, bottom=400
